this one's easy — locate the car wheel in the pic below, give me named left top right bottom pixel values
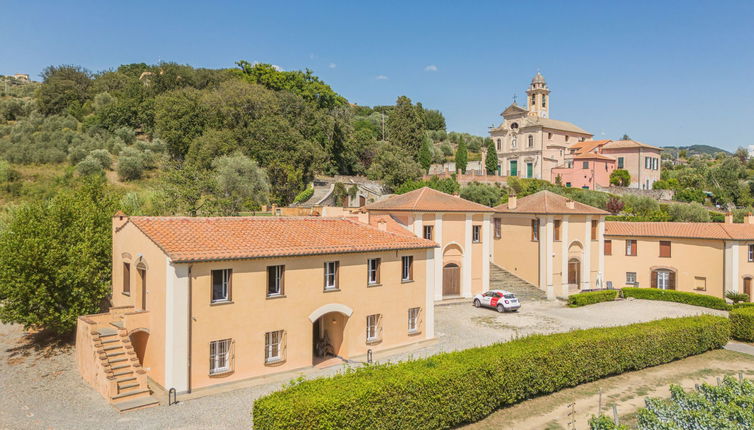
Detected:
left=497, top=304, right=505, bottom=313
left=473, top=299, right=481, bottom=308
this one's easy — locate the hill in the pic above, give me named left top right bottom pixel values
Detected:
left=662, top=144, right=730, bottom=157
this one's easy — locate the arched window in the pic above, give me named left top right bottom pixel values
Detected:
left=510, top=122, right=518, bottom=130
left=496, top=139, right=501, bottom=150
left=528, top=135, right=534, bottom=147
left=531, top=95, right=536, bottom=106
left=542, top=96, right=546, bottom=108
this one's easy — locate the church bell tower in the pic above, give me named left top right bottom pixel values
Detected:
left=526, top=72, right=550, bottom=118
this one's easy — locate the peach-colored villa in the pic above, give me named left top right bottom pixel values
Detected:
left=604, top=217, right=754, bottom=300
left=491, top=191, right=609, bottom=299
left=76, top=214, right=436, bottom=410
left=364, top=187, right=494, bottom=300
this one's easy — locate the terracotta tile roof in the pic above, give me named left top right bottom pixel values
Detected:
left=128, top=216, right=436, bottom=263
left=570, top=139, right=611, bottom=154
left=494, top=190, right=609, bottom=215
left=602, top=140, right=661, bottom=151
left=366, top=215, right=414, bottom=237
left=364, top=187, right=494, bottom=213
left=573, top=152, right=616, bottom=161
left=604, top=221, right=754, bottom=240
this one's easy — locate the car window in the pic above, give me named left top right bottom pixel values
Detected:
left=484, top=292, right=493, bottom=297
left=504, top=293, right=516, bottom=299
left=495, top=293, right=503, bottom=298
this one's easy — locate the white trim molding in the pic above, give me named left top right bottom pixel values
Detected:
left=308, top=303, right=354, bottom=323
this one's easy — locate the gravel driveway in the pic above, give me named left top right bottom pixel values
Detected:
left=0, top=299, right=725, bottom=430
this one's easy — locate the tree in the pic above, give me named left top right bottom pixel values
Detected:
left=485, top=139, right=498, bottom=175
left=423, top=109, right=446, bottom=131
left=37, top=65, right=93, bottom=116
left=418, top=137, right=433, bottom=172
left=459, top=183, right=504, bottom=206
left=606, top=196, right=624, bottom=214
left=455, top=137, right=468, bottom=173
left=387, top=96, right=425, bottom=157
left=0, top=178, right=117, bottom=335
left=211, top=153, right=270, bottom=215
left=154, top=87, right=207, bottom=159
left=367, top=142, right=423, bottom=191
left=159, top=162, right=214, bottom=216
left=735, top=147, right=749, bottom=163
left=267, top=162, right=304, bottom=206
left=666, top=202, right=710, bottom=222
left=610, top=169, right=631, bottom=187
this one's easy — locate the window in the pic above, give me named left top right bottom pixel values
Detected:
left=265, top=330, right=284, bottom=363
left=659, top=241, right=671, bottom=258
left=510, top=160, right=518, bottom=176
left=526, top=162, right=533, bottom=178
left=211, top=269, right=231, bottom=303
left=582, top=161, right=589, bottom=169
left=565, top=136, right=570, bottom=142
left=366, top=314, right=381, bottom=343
left=591, top=220, right=598, bottom=239
left=423, top=225, right=433, bottom=240
left=694, top=276, right=707, bottom=291
left=324, top=261, right=339, bottom=290
left=531, top=94, right=536, bottom=105
left=749, top=244, right=754, bottom=262
left=531, top=219, right=540, bottom=241
left=626, top=240, right=637, bottom=256
left=408, top=307, right=420, bottom=334
left=604, top=240, right=612, bottom=255
left=123, top=262, right=131, bottom=295
left=617, top=157, right=624, bottom=168
left=566, top=182, right=572, bottom=187
left=554, top=220, right=561, bottom=241
left=542, top=96, right=546, bottom=108
left=528, top=135, right=534, bottom=147
left=653, top=270, right=675, bottom=290
left=496, top=139, right=501, bottom=150
left=626, top=272, right=637, bottom=285
left=472, top=225, right=481, bottom=243
left=548, top=132, right=552, bottom=140
left=511, top=122, right=518, bottom=130
left=267, top=265, right=284, bottom=296
left=566, top=160, right=573, bottom=168
left=402, top=256, right=414, bottom=281
left=209, top=339, right=232, bottom=375
left=368, top=258, right=381, bottom=285
left=494, top=217, right=502, bottom=239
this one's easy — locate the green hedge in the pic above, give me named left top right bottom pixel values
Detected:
left=568, top=290, right=619, bottom=307
left=730, top=307, right=754, bottom=342
left=621, top=287, right=731, bottom=311
left=252, top=316, right=730, bottom=429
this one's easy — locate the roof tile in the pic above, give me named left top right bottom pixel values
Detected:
left=494, top=190, right=609, bottom=215
left=364, top=187, right=494, bottom=212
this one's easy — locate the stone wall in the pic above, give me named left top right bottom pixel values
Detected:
left=596, top=186, right=674, bottom=201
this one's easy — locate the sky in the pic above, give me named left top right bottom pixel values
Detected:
left=1, top=1, right=753, bottom=150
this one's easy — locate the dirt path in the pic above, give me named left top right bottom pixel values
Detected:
left=464, top=349, right=754, bottom=430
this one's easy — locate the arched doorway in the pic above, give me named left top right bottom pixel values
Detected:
left=308, top=304, right=353, bottom=366
left=443, top=264, right=460, bottom=297
left=129, top=330, right=149, bottom=366
left=568, top=258, right=581, bottom=286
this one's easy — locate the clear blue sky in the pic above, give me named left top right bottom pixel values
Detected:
left=2, top=1, right=753, bottom=150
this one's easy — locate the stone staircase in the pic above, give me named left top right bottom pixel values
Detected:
left=490, top=263, right=548, bottom=301
left=88, top=319, right=159, bottom=412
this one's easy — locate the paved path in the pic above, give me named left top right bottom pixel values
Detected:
left=724, top=341, right=754, bottom=356
left=0, top=299, right=726, bottom=430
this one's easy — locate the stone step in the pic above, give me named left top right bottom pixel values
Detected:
left=118, top=383, right=141, bottom=392
left=109, top=357, right=128, bottom=364
left=117, top=376, right=136, bottom=384
left=96, top=328, right=118, bottom=338
left=106, top=350, right=125, bottom=358
left=113, top=370, right=134, bottom=377
left=112, top=388, right=150, bottom=402
left=113, top=395, right=159, bottom=413
left=100, top=337, right=119, bottom=344
left=110, top=320, right=125, bottom=330
left=111, top=363, right=131, bottom=371
left=103, top=344, right=122, bottom=351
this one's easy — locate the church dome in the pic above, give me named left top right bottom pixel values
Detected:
left=531, top=72, right=546, bottom=84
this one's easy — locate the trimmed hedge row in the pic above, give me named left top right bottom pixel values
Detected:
left=252, top=316, right=730, bottom=429
left=730, top=307, right=754, bottom=342
left=621, top=287, right=731, bottom=311
left=568, top=290, right=619, bottom=307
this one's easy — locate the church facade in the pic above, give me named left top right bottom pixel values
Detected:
left=489, top=73, right=593, bottom=181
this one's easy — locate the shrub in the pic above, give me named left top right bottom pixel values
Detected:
left=726, top=291, right=749, bottom=304
left=588, top=415, right=628, bottom=430
left=568, top=290, right=618, bottom=307
left=293, top=185, right=314, bottom=204
left=621, top=287, right=731, bottom=311
left=252, top=316, right=730, bottom=430
left=76, top=156, right=104, bottom=176
left=116, top=155, right=144, bottom=181
left=730, top=307, right=754, bottom=342
left=87, top=149, right=112, bottom=170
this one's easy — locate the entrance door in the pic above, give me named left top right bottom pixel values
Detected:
left=312, top=318, right=321, bottom=356
left=568, top=259, right=580, bottom=285
left=443, top=264, right=460, bottom=297
left=359, top=195, right=366, bottom=206
left=744, top=278, right=751, bottom=300
left=138, top=268, right=147, bottom=310
left=510, top=160, right=518, bottom=177
left=526, top=162, right=533, bottom=178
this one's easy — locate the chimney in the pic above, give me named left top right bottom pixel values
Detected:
left=377, top=219, right=387, bottom=231
left=508, top=194, right=517, bottom=209
left=725, top=212, right=733, bottom=224
left=746, top=213, right=754, bottom=225
left=112, top=211, right=128, bottom=233
left=566, top=199, right=575, bottom=209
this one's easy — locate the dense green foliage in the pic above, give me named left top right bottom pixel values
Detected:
left=621, top=287, right=731, bottom=311
left=568, top=290, right=619, bottom=307
left=610, top=169, right=631, bottom=187
left=589, top=415, right=628, bottom=429
left=252, top=316, right=730, bottom=430
left=0, top=178, right=117, bottom=334
left=459, top=182, right=505, bottom=206
left=485, top=139, right=497, bottom=174
left=455, top=137, right=468, bottom=173
left=729, top=307, right=754, bottom=342
left=292, top=185, right=314, bottom=204
left=725, top=291, right=750, bottom=304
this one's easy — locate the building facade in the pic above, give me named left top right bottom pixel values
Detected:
left=364, top=187, right=493, bottom=301
left=492, top=191, right=609, bottom=299
left=76, top=215, right=436, bottom=409
left=489, top=73, right=593, bottom=180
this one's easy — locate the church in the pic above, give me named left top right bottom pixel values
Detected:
left=489, top=73, right=593, bottom=181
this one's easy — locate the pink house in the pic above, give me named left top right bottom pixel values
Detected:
left=551, top=153, right=616, bottom=189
